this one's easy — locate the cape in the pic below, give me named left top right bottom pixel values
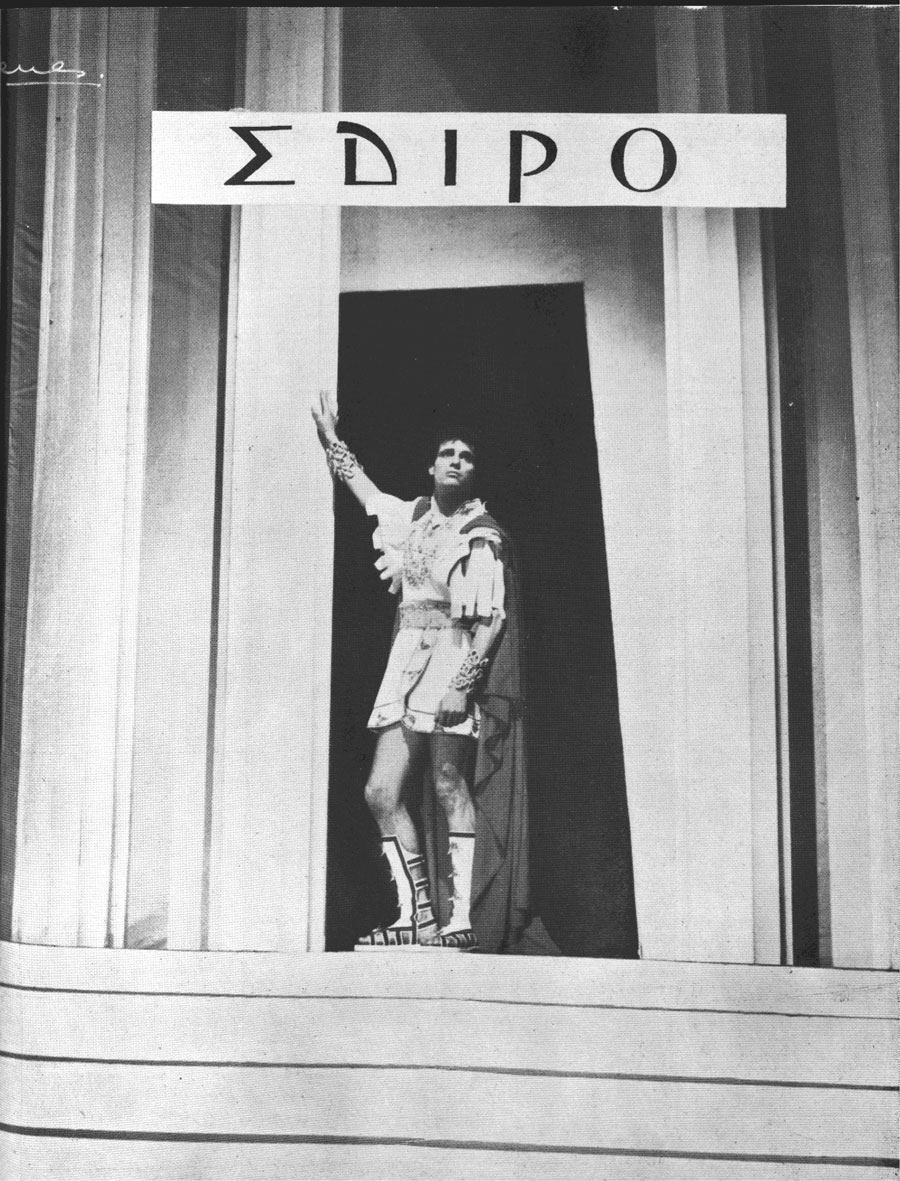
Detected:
left=396, top=498, right=531, bottom=952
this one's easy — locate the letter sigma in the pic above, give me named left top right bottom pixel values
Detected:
left=224, top=125, right=296, bottom=186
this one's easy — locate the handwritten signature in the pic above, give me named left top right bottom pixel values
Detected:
left=1, top=61, right=102, bottom=88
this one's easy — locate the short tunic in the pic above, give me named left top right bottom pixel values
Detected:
left=365, top=494, right=506, bottom=737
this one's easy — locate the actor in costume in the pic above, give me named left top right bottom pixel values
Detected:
left=312, top=392, right=530, bottom=952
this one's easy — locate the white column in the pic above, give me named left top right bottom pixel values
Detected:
left=580, top=210, right=677, bottom=961
left=11, top=8, right=155, bottom=946
left=207, top=9, right=341, bottom=951
left=654, top=9, right=782, bottom=962
left=126, top=207, right=229, bottom=952
left=825, top=11, right=899, bottom=969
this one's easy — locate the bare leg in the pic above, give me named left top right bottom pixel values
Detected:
left=358, top=724, right=437, bottom=948
left=364, top=724, right=427, bottom=852
left=429, top=733, right=476, bottom=833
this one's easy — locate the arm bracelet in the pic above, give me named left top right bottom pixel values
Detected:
left=450, top=649, right=491, bottom=694
left=326, top=439, right=361, bottom=482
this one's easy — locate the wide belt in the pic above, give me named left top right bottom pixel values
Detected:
left=399, top=600, right=464, bottom=630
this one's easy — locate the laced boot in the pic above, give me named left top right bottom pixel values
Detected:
left=355, top=836, right=439, bottom=949
left=424, top=832, right=478, bottom=951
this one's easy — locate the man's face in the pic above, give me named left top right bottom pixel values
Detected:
left=430, top=438, right=476, bottom=495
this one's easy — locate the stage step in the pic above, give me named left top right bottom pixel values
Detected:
left=2, top=944, right=896, bottom=1179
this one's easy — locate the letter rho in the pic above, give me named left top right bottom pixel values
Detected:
left=508, top=130, right=558, bottom=204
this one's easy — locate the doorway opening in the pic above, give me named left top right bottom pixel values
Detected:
left=326, top=283, right=638, bottom=957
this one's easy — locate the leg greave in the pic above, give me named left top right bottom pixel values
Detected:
left=426, top=832, right=478, bottom=951
left=355, top=836, right=438, bottom=948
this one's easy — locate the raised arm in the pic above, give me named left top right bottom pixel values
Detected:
left=311, top=390, right=381, bottom=510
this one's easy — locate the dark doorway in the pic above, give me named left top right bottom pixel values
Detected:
left=326, top=284, right=638, bottom=958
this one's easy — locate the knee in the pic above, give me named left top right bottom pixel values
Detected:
left=433, top=762, right=468, bottom=808
left=364, top=775, right=399, bottom=821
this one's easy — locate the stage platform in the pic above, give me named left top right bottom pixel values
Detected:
left=1, top=942, right=896, bottom=1179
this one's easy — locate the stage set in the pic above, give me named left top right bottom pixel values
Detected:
left=2, top=7, right=896, bottom=1176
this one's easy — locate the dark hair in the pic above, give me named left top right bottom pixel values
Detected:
left=431, top=426, right=479, bottom=463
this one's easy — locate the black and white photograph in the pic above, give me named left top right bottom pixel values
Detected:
left=1, top=6, right=897, bottom=1178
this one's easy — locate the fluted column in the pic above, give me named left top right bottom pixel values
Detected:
left=823, top=11, right=898, bottom=968
left=11, top=8, right=155, bottom=946
left=654, top=9, right=784, bottom=962
left=207, top=8, right=342, bottom=951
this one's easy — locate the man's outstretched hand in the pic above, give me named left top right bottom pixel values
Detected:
left=311, top=390, right=339, bottom=444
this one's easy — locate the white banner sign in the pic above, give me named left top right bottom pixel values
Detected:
left=152, top=112, right=786, bottom=207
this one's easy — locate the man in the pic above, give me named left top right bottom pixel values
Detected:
left=312, top=392, right=529, bottom=952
